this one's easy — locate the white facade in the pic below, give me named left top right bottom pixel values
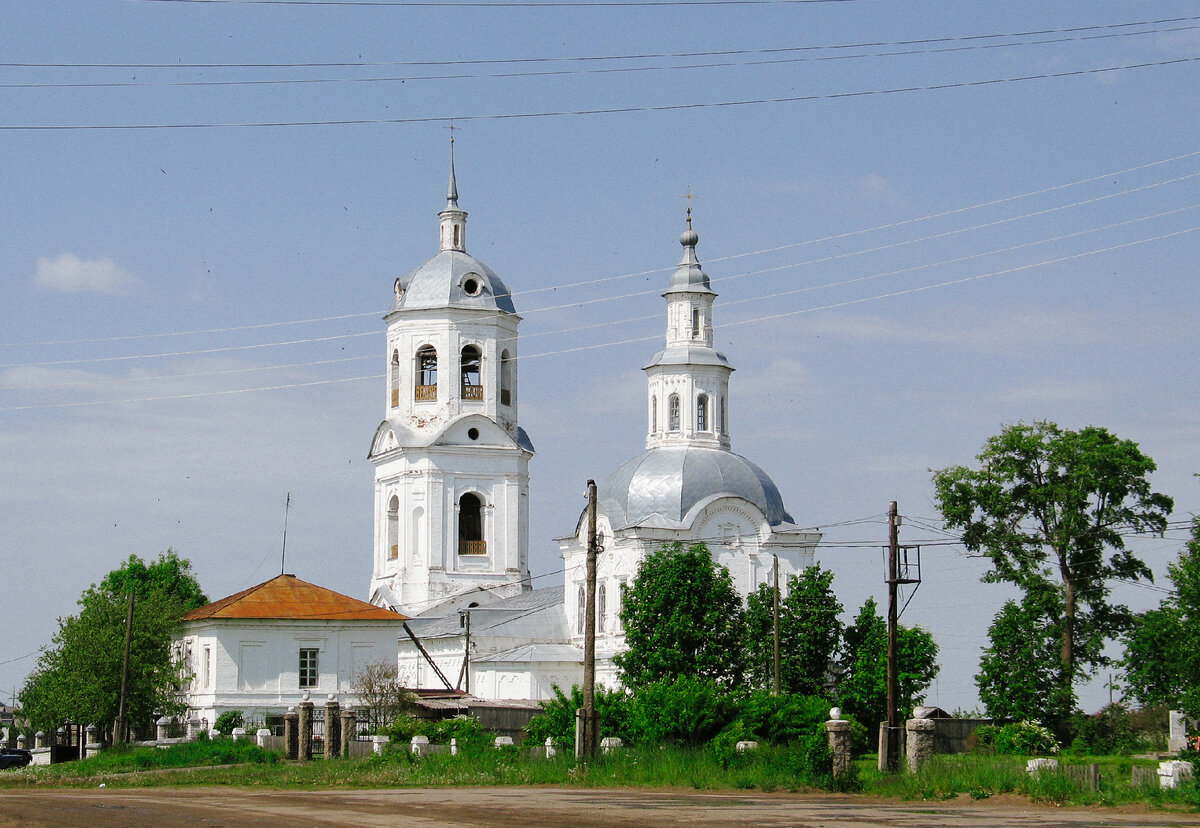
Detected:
left=177, top=617, right=401, bottom=725
left=368, top=163, right=533, bottom=616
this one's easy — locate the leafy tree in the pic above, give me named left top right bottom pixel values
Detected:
left=1123, top=516, right=1200, bottom=717
left=20, top=550, right=207, bottom=736
left=745, top=565, right=842, bottom=696
left=975, top=585, right=1074, bottom=728
left=934, top=421, right=1171, bottom=711
left=350, top=660, right=415, bottom=733
left=837, top=597, right=939, bottom=728
left=614, top=542, right=745, bottom=689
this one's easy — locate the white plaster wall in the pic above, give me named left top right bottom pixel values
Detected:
left=177, top=619, right=401, bottom=723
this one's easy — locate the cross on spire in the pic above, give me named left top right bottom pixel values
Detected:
left=679, top=187, right=699, bottom=226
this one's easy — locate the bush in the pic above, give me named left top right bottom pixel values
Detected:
left=427, top=715, right=488, bottom=748
left=735, top=691, right=832, bottom=746
left=522, top=684, right=633, bottom=748
left=626, top=675, right=738, bottom=746
left=975, top=721, right=1059, bottom=756
left=1067, top=704, right=1145, bottom=756
left=213, top=710, right=244, bottom=734
left=381, top=713, right=426, bottom=742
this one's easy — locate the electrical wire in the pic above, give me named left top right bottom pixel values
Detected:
left=8, top=24, right=1198, bottom=89
left=8, top=16, right=1194, bottom=70
left=3, top=56, right=1197, bottom=130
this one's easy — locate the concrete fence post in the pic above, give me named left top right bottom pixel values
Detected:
left=298, top=697, right=314, bottom=761
left=85, top=724, right=101, bottom=756
left=231, top=727, right=246, bottom=742
left=905, top=718, right=936, bottom=773
left=35, top=731, right=48, bottom=749
left=410, top=735, right=430, bottom=756
left=256, top=728, right=271, bottom=749
left=544, top=737, right=556, bottom=759
left=284, top=707, right=299, bottom=760
left=156, top=716, right=171, bottom=741
left=340, top=707, right=356, bottom=759
left=325, top=695, right=341, bottom=759
left=825, top=709, right=853, bottom=780
left=17, top=734, right=28, bottom=750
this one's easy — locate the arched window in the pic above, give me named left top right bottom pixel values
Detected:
left=461, top=345, right=482, bottom=401
left=387, top=496, right=399, bottom=559
left=577, top=585, right=586, bottom=635
left=668, top=394, right=681, bottom=431
left=500, top=349, right=512, bottom=407
left=697, top=394, right=709, bottom=432
left=692, top=307, right=701, bottom=338
left=458, top=492, right=485, bottom=555
left=390, top=350, right=400, bottom=408
left=720, top=396, right=727, bottom=434
left=416, top=346, right=437, bottom=401
left=598, top=584, right=607, bottom=633
left=650, top=396, right=658, bottom=433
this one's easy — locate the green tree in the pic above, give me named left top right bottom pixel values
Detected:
left=20, top=550, right=207, bottom=736
left=837, top=597, right=939, bottom=728
left=933, top=421, right=1171, bottom=712
left=614, top=542, right=745, bottom=689
left=1123, top=516, right=1200, bottom=717
left=975, top=585, right=1074, bottom=728
left=745, top=565, right=842, bottom=696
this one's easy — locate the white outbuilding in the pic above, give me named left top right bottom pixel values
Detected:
left=176, top=573, right=406, bottom=726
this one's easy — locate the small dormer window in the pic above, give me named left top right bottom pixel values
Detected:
left=462, top=274, right=482, bottom=297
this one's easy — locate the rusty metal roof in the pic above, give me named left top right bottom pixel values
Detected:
left=182, top=574, right=407, bottom=622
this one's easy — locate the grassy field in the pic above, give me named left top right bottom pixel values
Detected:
left=2, top=740, right=1197, bottom=811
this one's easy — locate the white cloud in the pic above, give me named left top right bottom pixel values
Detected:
left=35, top=253, right=133, bottom=293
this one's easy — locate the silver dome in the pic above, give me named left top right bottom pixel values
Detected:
left=598, top=445, right=794, bottom=529
left=393, top=250, right=516, bottom=314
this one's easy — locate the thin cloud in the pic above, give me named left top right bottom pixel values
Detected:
left=35, top=253, right=133, bottom=293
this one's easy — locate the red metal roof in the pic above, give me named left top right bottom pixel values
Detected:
left=182, top=574, right=406, bottom=622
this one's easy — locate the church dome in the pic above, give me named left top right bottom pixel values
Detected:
left=393, top=250, right=516, bottom=314
left=598, top=445, right=794, bottom=530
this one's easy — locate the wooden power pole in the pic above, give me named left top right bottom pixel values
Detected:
left=772, top=555, right=781, bottom=695
left=580, top=479, right=599, bottom=760
left=885, top=501, right=900, bottom=773
left=116, top=590, right=135, bottom=744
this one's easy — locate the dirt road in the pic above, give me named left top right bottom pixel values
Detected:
left=1, top=787, right=1195, bottom=828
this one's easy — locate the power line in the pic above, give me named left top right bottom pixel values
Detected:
left=8, top=24, right=1196, bottom=89
left=6, top=148, right=1197, bottom=351
left=134, top=0, right=861, bottom=6
left=3, top=56, right=1196, bottom=130
left=8, top=16, right=1193, bottom=70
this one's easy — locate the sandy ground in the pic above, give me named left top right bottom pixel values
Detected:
left=1, top=787, right=1197, bottom=828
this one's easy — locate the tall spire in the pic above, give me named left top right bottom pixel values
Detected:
left=446, top=126, right=460, bottom=209
left=439, top=125, right=467, bottom=253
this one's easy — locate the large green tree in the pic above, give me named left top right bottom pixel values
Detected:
left=745, top=565, right=843, bottom=696
left=933, top=421, right=1171, bottom=712
left=615, top=542, right=745, bottom=689
left=975, top=585, right=1075, bottom=727
left=1122, top=516, right=1200, bottom=718
left=20, top=550, right=207, bottom=736
left=837, top=597, right=939, bottom=728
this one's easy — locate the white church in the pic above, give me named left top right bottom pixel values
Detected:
left=372, top=162, right=822, bottom=699
left=174, top=159, right=822, bottom=717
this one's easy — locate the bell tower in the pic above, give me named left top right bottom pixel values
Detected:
left=368, top=159, right=533, bottom=616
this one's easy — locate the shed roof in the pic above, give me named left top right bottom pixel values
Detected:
left=182, top=574, right=406, bottom=622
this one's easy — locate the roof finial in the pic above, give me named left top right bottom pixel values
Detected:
left=679, top=187, right=699, bottom=247
left=445, top=120, right=460, bottom=207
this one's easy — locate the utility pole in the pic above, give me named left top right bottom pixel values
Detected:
left=579, top=479, right=599, bottom=761
left=116, top=590, right=135, bottom=745
left=772, top=555, right=781, bottom=695
left=885, top=501, right=900, bottom=773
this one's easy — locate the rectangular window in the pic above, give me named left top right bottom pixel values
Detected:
left=299, top=648, right=319, bottom=689
left=203, top=646, right=212, bottom=689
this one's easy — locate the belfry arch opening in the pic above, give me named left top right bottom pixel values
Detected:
left=416, top=345, right=437, bottom=401
left=500, top=349, right=512, bottom=407
left=461, top=345, right=482, bottom=401
left=458, top=492, right=485, bottom=555
left=390, top=350, right=400, bottom=408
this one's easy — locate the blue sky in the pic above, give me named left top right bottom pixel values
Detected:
left=2, top=0, right=1198, bottom=714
